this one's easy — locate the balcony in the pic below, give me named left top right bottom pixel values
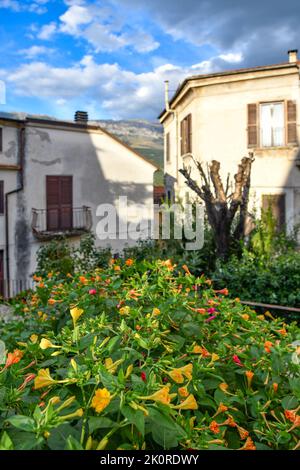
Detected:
left=32, top=206, right=92, bottom=241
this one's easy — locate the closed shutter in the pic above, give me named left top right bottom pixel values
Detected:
left=247, top=104, right=258, bottom=147
left=60, top=176, right=73, bottom=230
left=287, top=100, right=297, bottom=145
left=262, top=194, right=286, bottom=230
left=187, top=114, right=192, bottom=153
left=180, top=119, right=185, bottom=155
left=166, top=132, right=170, bottom=162
left=46, top=176, right=60, bottom=231
left=46, top=176, right=73, bottom=231
left=0, top=181, right=4, bottom=215
left=0, top=128, right=2, bottom=152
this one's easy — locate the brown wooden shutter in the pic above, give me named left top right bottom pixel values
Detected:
left=262, top=194, right=286, bottom=230
left=60, top=176, right=73, bottom=230
left=46, top=176, right=60, bottom=231
left=187, top=114, right=192, bottom=153
left=166, top=132, right=170, bottom=162
left=0, top=181, right=4, bottom=215
left=180, top=119, right=185, bottom=155
left=287, top=100, right=297, bottom=145
left=247, top=104, right=258, bottom=147
left=46, top=176, right=73, bottom=231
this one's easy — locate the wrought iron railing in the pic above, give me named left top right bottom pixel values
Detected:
left=31, top=206, right=92, bottom=239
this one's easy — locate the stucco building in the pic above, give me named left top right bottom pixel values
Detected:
left=159, top=50, right=300, bottom=235
left=0, top=111, right=156, bottom=296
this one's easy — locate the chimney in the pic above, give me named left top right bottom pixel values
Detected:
left=74, top=110, right=88, bottom=124
left=288, top=49, right=298, bottom=63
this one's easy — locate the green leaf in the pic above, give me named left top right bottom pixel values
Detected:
left=48, top=424, right=80, bottom=450
left=121, top=405, right=145, bottom=436
left=281, top=396, right=299, bottom=410
left=88, top=417, right=115, bottom=434
left=0, top=431, right=14, bottom=450
left=65, top=435, right=83, bottom=450
left=7, top=415, right=35, bottom=432
left=0, top=340, right=6, bottom=365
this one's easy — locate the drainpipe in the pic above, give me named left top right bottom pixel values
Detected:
left=164, top=80, right=179, bottom=190
left=5, top=124, right=25, bottom=298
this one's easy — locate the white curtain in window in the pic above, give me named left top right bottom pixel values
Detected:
left=260, top=102, right=284, bottom=147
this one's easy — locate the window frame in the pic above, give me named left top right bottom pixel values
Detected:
left=259, top=100, right=285, bottom=148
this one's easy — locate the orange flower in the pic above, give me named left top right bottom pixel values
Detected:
left=273, top=383, right=278, bottom=393
left=209, top=421, right=220, bottom=434
left=285, top=410, right=297, bottom=423
left=264, top=341, right=273, bottom=353
left=182, top=264, right=191, bottom=275
left=219, top=382, right=229, bottom=392
left=239, top=437, right=256, bottom=450
left=161, top=259, right=175, bottom=270
left=48, top=298, right=56, bottom=306
left=152, top=308, right=161, bottom=316
left=91, top=388, right=111, bottom=413
left=178, top=387, right=189, bottom=398
left=245, top=370, right=254, bottom=388
left=125, top=258, right=134, bottom=266
left=5, top=349, right=23, bottom=368
left=38, top=282, right=45, bottom=288
left=79, top=276, right=88, bottom=284
left=214, top=288, right=229, bottom=296
left=223, top=416, right=237, bottom=427
left=114, top=265, right=121, bottom=272
left=214, top=403, right=228, bottom=417
left=241, top=314, right=249, bottom=321
left=277, top=328, right=287, bottom=336
left=237, top=426, right=249, bottom=440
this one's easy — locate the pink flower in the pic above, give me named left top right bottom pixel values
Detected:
left=192, top=285, right=198, bottom=291
left=233, top=354, right=243, bottom=367
left=205, top=315, right=216, bottom=322
left=207, top=307, right=216, bottom=314
left=89, top=289, right=97, bottom=295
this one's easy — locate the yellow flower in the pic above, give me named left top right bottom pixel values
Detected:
left=168, top=363, right=193, bottom=383
left=91, top=388, right=111, bottom=413
left=172, top=394, right=198, bottom=410
left=211, top=353, right=220, bottom=362
left=40, top=338, right=60, bottom=350
left=119, top=306, right=130, bottom=315
left=219, top=382, right=229, bottom=392
left=152, top=308, right=161, bottom=316
left=169, top=369, right=184, bottom=383
left=138, top=386, right=172, bottom=405
left=30, top=334, right=38, bottom=344
left=241, top=314, right=249, bottom=321
left=34, top=369, right=57, bottom=389
left=104, top=358, right=123, bottom=374
left=178, top=387, right=189, bottom=398
left=192, top=345, right=203, bottom=354
left=70, top=307, right=84, bottom=326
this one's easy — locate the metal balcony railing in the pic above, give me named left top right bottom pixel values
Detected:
left=31, top=206, right=92, bottom=240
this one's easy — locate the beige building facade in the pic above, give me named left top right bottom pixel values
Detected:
left=159, top=50, right=300, bottom=234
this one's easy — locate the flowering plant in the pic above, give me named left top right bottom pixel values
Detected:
left=0, top=259, right=299, bottom=450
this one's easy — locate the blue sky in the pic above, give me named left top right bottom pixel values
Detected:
left=0, top=0, right=299, bottom=120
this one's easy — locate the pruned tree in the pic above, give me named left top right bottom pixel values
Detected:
left=179, top=153, right=255, bottom=259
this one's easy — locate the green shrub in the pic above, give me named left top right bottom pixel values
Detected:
left=0, top=259, right=299, bottom=450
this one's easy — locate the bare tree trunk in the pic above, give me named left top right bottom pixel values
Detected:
left=179, top=153, right=254, bottom=259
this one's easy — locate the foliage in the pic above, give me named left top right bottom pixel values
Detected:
left=0, top=259, right=299, bottom=450
left=36, top=235, right=112, bottom=278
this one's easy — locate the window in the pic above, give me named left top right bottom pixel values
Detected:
left=180, top=114, right=192, bottom=155
left=0, top=181, right=4, bottom=215
left=46, top=176, right=73, bottom=231
left=0, top=128, right=2, bottom=152
left=262, top=194, right=286, bottom=230
left=247, top=100, right=297, bottom=148
left=260, top=102, right=285, bottom=147
left=166, top=132, right=170, bottom=162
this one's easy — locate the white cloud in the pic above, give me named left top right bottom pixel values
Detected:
left=19, top=45, right=54, bottom=58
left=219, top=52, right=243, bottom=63
left=56, top=2, right=159, bottom=54
left=37, top=22, right=57, bottom=40
left=0, top=0, right=49, bottom=14
left=4, top=53, right=244, bottom=119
